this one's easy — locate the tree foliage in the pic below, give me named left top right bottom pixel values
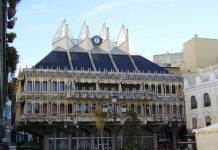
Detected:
left=122, top=110, right=141, bottom=150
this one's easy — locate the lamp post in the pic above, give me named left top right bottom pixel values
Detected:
left=102, top=97, right=128, bottom=150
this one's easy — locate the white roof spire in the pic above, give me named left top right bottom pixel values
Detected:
left=52, top=20, right=74, bottom=49
left=78, top=21, right=89, bottom=44
left=115, top=25, right=135, bottom=54
left=99, top=23, right=107, bottom=41
left=53, top=19, right=73, bottom=44
left=117, top=24, right=127, bottom=47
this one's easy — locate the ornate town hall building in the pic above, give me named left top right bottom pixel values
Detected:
left=15, top=20, right=185, bottom=150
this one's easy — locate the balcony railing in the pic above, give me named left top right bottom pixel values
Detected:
left=66, top=90, right=154, bottom=100
left=18, top=90, right=183, bottom=101
left=17, top=113, right=185, bottom=124
left=20, top=68, right=183, bottom=81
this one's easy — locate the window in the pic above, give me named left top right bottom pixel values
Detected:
left=60, top=81, right=65, bottom=92
left=85, top=104, right=89, bottom=113
left=205, top=116, right=211, bottom=126
left=52, top=81, right=57, bottom=92
left=144, top=84, right=148, bottom=90
left=35, top=81, right=40, bottom=91
left=159, top=105, right=162, bottom=114
left=152, top=105, right=156, bottom=114
left=179, top=105, right=183, bottom=115
left=192, top=118, right=197, bottom=129
left=60, top=104, right=65, bottom=114
left=151, top=84, right=155, bottom=92
left=131, top=104, right=134, bottom=111
left=52, top=103, right=57, bottom=115
left=158, top=84, right=161, bottom=94
left=173, top=105, right=177, bottom=115
left=204, top=93, right=211, bottom=107
left=68, top=104, right=72, bottom=114
left=191, top=96, right=197, bottom=109
left=167, top=105, right=170, bottom=115
left=172, top=85, right=176, bottom=94
left=166, top=85, right=169, bottom=94
left=35, top=103, right=39, bottom=113
left=146, top=104, right=150, bottom=115
left=108, top=104, right=112, bottom=112
left=43, top=81, right=47, bottom=91
left=27, top=81, right=32, bottom=91
left=43, top=103, right=47, bottom=114
left=77, top=104, right=81, bottom=114
left=27, top=103, right=32, bottom=114
left=92, top=104, right=96, bottom=113
left=115, top=104, right=119, bottom=113
left=137, top=105, right=141, bottom=114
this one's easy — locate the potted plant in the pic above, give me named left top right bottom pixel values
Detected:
left=7, top=32, right=17, bottom=43
left=8, top=7, right=16, bottom=19
left=6, top=46, right=19, bottom=74
left=7, top=18, right=17, bottom=29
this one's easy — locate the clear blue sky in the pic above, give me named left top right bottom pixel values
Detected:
left=12, top=0, right=218, bottom=75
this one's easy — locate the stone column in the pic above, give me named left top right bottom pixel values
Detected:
left=150, top=126, right=163, bottom=150
left=172, top=129, right=177, bottom=150
left=153, top=131, right=158, bottom=149
left=112, top=131, right=116, bottom=150
left=86, top=126, right=96, bottom=150
left=43, top=135, right=49, bottom=150
left=90, top=133, right=95, bottom=150
left=67, top=134, right=72, bottom=150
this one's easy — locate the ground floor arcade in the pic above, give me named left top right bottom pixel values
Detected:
left=16, top=123, right=186, bottom=150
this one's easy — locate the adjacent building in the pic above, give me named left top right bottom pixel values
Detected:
left=153, top=52, right=184, bottom=75
left=15, top=20, right=185, bottom=150
left=181, top=37, right=218, bottom=149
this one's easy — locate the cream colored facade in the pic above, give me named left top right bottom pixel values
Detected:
left=14, top=21, right=186, bottom=150
left=183, top=64, right=218, bottom=133
left=182, top=37, right=218, bottom=73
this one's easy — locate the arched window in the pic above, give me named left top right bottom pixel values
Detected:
left=204, top=93, right=211, bottom=107
left=191, top=96, right=197, bottom=109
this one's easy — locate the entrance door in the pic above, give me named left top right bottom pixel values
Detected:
left=94, top=137, right=112, bottom=150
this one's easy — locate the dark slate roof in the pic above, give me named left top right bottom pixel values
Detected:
left=35, top=47, right=169, bottom=74
left=92, top=53, right=115, bottom=71
left=35, top=51, right=71, bottom=70
left=112, top=54, right=136, bottom=72
left=70, top=52, right=94, bottom=71
left=131, top=55, right=168, bottom=73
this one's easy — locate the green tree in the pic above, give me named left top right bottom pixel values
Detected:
left=94, top=109, right=107, bottom=150
left=122, top=110, right=141, bottom=150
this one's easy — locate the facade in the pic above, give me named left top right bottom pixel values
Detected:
left=184, top=64, right=218, bottom=133
left=181, top=37, right=218, bottom=73
left=15, top=21, right=185, bottom=150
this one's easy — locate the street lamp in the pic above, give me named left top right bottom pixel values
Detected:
left=101, top=97, right=128, bottom=150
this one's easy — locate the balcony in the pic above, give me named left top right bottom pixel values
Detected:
left=17, top=112, right=185, bottom=125
left=66, top=90, right=154, bottom=100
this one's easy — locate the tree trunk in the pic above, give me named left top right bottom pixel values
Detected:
left=101, top=130, right=104, bottom=150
